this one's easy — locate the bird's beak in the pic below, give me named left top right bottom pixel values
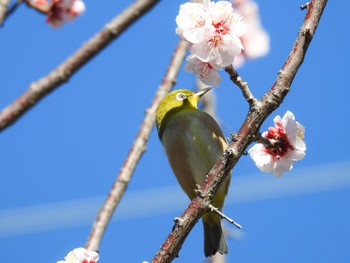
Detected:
left=194, top=87, right=212, bottom=97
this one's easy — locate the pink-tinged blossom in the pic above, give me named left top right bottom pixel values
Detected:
left=176, top=0, right=246, bottom=86
left=248, top=111, right=306, bottom=176
left=232, top=0, right=269, bottom=68
left=207, top=1, right=233, bottom=24
left=44, top=0, right=86, bottom=28
left=208, top=1, right=246, bottom=36
left=191, top=22, right=244, bottom=69
left=175, top=2, right=210, bottom=43
left=191, top=1, right=246, bottom=69
left=57, top=247, right=99, bottom=263
left=33, top=0, right=47, bottom=5
left=185, top=55, right=221, bottom=87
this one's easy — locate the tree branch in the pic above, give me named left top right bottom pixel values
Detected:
left=300, top=2, right=310, bottom=10
left=151, top=0, right=327, bottom=262
left=208, top=204, right=242, bottom=229
left=225, top=65, right=255, bottom=106
left=0, top=0, right=11, bottom=26
left=0, top=0, right=160, bottom=132
left=4, top=0, right=23, bottom=23
left=85, top=40, right=188, bottom=252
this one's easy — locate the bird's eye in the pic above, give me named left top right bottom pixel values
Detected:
left=176, top=93, right=187, bottom=101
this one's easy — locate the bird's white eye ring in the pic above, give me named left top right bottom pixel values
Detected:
left=176, top=93, right=187, bottom=101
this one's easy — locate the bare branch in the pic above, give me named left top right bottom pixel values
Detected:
left=255, top=134, right=275, bottom=149
left=0, top=0, right=11, bottom=26
left=0, top=0, right=160, bottom=133
left=209, top=204, right=242, bottom=229
left=4, top=0, right=23, bottom=22
left=85, top=40, right=188, bottom=252
left=225, top=65, right=255, bottom=105
left=300, top=2, right=310, bottom=10
left=151, top=0, right=327, bottom=262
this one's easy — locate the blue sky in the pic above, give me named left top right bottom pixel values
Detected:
left=1, top=0, right=349, bottom=262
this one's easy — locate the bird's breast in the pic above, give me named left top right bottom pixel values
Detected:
left=161, top=110, right=227, bottom=199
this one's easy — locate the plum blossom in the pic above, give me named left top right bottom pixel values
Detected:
left=175, top=2, right=210, bottom=43
left=48, top=0, right=85, bottom=27
left=33, top=0, right=85, bottom=28
left=57, top=247, right=99, bottom=263
left=176, top=0, right=246, bottom=86
left=33, top=0, right=47, bottom=5
left=185, top=55, right=221, bottom=86
left=248, top=111, right=306, bottom=176
left=232, top=0, right=270, bottom=68
left=191, top=21, right=244, bottom=69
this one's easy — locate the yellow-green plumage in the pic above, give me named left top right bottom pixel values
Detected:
left=156, top=88, right=231, bottom=257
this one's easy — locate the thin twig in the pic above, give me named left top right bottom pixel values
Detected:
left=224, top=65, right=255, bottom=105
left=5, top=0, right=23, bottom=20
left=209, top=204, right=242, bottom=229
left=0, top=0, right=160, bottom=133
left=256, top=134, right=276, bottom=149
left=300, top=2, right=310, bottom=10
left=151, top=0, right=327, bottom=262
left=85, top=40, right=188, bottom=252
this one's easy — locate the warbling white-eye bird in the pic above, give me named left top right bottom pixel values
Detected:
left=155, top=88, right=231, bottom=257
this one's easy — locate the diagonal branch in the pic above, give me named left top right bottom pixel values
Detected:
left=151, top=1, right=327, bottom=262
left=0, top=0, right=10, bottom=26
left=85, top=40, right=188, bottom=252
left=0, top=0, right=160, bottom=133
left=3, top=0, right=23, bottom=22
left=225, top=65, right=255, bottom=106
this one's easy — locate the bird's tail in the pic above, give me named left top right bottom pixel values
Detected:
left=202, top=212, right=228, bottom=257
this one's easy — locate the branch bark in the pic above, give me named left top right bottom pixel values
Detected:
left=0, top=0, right=160, bottom=132
left=225, top=65, right=255, bottom=105
left=0, top=0, right=10, bottom=26
left=151, top=0, right=327, bottom=262
left=85, top=40, right=188, bottom=252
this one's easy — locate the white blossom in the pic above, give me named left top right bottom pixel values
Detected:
left=57, top=247, right=99, bottom=263
left=176, top=0, right=246, bottom=86
left=42, top=0, right=86, bottom=28
left=184, top=55, right=221, bottom=86
left=249, top=111, right=306, bottom=176
left=232, top=0, right=270, bottom=68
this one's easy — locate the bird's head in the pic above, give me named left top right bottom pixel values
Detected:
left=155, top=88, right=212, bottom=137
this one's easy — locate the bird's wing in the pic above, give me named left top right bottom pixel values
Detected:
left=161, top=110, right=229, bottom=204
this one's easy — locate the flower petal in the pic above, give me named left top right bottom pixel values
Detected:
left=249, top=144, right=274, bottom=173
left=184, top=55, right=221, bottom=86
left=273, top=157, right=293, bottom=176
